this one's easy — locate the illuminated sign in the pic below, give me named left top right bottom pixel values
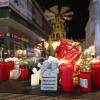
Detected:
left=0, top=32, right=5, bottom=37
left=21, top=37, right=29, bottom=43
left=12, top=33, right=21, bottom=40
left=12, top=33, right=29, bottom=42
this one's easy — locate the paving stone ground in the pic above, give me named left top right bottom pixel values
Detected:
left=0, top=80, right=100, bottom=100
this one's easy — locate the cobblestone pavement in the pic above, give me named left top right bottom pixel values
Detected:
left=0, top=92, right=100, bottom=100
left=0, top=93, right=58, bottom=100
left=0, top=80, right=100, bottom=100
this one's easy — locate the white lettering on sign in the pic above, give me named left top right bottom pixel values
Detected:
left=80, top=78, right=88, bottom=88
left=41, top=71, right=57, bottom=91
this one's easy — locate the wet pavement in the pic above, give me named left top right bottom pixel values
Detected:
left=0, top=79, right=100, bottom=100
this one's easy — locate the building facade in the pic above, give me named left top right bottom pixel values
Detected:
left=0, top=0, right=52, bottom=57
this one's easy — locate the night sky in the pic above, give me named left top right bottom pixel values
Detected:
left=37, top=0, right=90, bottom=40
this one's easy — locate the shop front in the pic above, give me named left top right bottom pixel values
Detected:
left=0, top=32, right=33, bottom=59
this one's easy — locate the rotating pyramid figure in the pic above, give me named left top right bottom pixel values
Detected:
left=51, top=16, right=66, bottom=40
left=44, top=5, right=74, bottom=40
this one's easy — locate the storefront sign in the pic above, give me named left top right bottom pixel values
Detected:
left=0, top=0, right=9, bottom=7
left=0, top=32, right=5, bottom=37
left=21, top=37, right=29, bottom=43
left=12, top=33, right=29, bottom=43
left=11, top=33, right=21, bottom=40
left=6, top=32, right=10, bottom=36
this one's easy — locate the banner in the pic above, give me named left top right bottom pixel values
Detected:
left=0, top=0, right=9, bottom=7
left=21, top=37, right=29, bottom=43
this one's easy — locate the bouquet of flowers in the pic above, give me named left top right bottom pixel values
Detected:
left=79, top=52, right=93, bottom=72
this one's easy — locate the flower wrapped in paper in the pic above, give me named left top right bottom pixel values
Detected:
left=79, top=53, right=93, bottom=72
